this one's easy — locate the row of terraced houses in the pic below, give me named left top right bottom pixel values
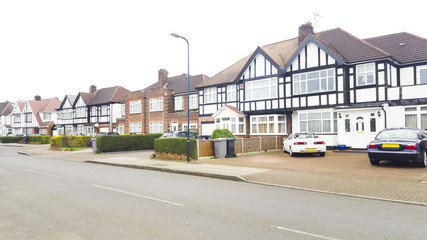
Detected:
left=2, top=23, right=427, bottom=149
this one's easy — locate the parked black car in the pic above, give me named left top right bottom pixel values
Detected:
left=368, top=128, right=427, bottom=168
left=160, top=131, right=199, bottom=139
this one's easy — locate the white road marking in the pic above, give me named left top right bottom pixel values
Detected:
left=276, top=226, right=341, bottom=240
left=91, top=184, right=184, bottom=207
left=24, top=169, right=61, bottom=178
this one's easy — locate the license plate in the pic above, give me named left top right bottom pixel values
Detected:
left=305, top=148, right=317, bottom=151
left=382, top=144, right=400, bottom=148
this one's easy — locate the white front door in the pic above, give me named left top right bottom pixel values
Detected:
left=338, top=111, right=382, bottom=149
left=171, top=122, right=179, bottom=131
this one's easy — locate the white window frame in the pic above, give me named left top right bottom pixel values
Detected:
left=75, top=107, right=85, bottom=118
left=245, top=78, right=277, bottom=101
left=150, top=121, right=163, bottom=133
left=418, top=66, right=427, bottom=84
left=100, top=105, right=108, bottom=116
left=121, top=104, right=126, bottom=116
left=204, top=87, right=217, bottom=103
left=404, top=106, right=427, bottom=129
left=129, top=100, right=141, bottom=114
left=43, top=112, right=52, bottom=120
left=356, top=63, right=375, bottom=86
left=227, top=85, right=236, bottom=101
left=250, top=115, right=286, bottom=135
left=298, top=111, right=335, bottom=133
left=129, top=122, right=142, bottom=133
left=62, top=109, right=72, bottom=119
left=189, top=94, right=198, bottom=109
left=215, top=116, right=246, bottom=135
left=293, top=68, right=335, bottom=95
left=174, top=96, right=184, bottom=111
left=150, top=98, right=163, bottom=112
left=182, top=123, right=198, bottom=132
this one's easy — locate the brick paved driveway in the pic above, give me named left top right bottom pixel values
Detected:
left=198, top=151, right=427, bottom=204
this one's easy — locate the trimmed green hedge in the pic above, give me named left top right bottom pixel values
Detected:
left=0, top=136, right=22, bottom=143
left=154, top=138, right=197, bottom=160
left=28, top=135, right=51, bottom=144
left=50, top=136, right=92, bottom=148
left=212, top=129, right=236, bottom=139
left=96, top=133, right=162, bottom=153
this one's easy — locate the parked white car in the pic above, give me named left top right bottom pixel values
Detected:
left=283, top=133, right=326, bottom=157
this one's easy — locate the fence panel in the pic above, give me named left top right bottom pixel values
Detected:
left=198, top=140, right=214, bottom=157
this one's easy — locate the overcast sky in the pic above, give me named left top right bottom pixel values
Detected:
left=1, top=0, right=426, bottom=102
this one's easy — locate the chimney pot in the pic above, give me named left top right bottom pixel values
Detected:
left=34, top=95, right=41, bottom=101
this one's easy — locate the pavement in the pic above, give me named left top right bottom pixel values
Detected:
left=4, top=143, right=427, bottom=206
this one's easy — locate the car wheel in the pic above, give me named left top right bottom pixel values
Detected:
left=289, top=147, right=295, bottom=157
left=319, top=152, right=325, bottom=157
left=417, top=150, right=427, bottom=168
left=369, top=158, right=380, bottom=165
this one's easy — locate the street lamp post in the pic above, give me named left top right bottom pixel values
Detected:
left=171, top=33, right=191, bottom=162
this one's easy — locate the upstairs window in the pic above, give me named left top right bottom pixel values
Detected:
left=204, top=87, right=217, bottom=103
left=293, top=69, right=335, bottom=95
left=418, top=66, right=427, bottom=84
left=189, top=94, right=198, bottom=109
left=245, top=78, right=277, bottom=100
left=100, top=105, right=108, bottom=116
left=75, top=108, right=85, bottom=118
left=227, top=85, right=236, bottom=101
left=129, top=100, right=141, bottom=114
left=43, top=113, right=52, bottom=120
left=357, top=63, right=375, bottom=86
left=174, top=96, right=183, bottom=111
left=150, top=98, right=163, bottom=112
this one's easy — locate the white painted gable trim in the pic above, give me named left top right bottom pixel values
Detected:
left=212, top=105, right=245, bottom=118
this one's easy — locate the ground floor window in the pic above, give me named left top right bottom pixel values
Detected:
left=41, top=129, right=47, bottom=135
left=250, top=115, right=286, bottom=135
left=65, top=125, right=73, bottom=135
left=405, top=106, right=427, bottom=130
left=86, top=126, right=94, bottom=135
left=183, top=123, right=198, bottom=132
left=150, top=121, right=163, bottom=133
left=130, top=123, right=142, bottom=133
left=215, top=116, right=246, bottom=135
left=299, top=111, right=336, bottom=133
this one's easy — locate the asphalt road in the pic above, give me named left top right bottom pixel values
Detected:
left=1, top=146, right=426, bottom=240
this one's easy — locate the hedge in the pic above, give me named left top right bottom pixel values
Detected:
left=211, top=129, right=236, bottom=139
left=50, top=136, right=92, bottom=148
left=0, top=136, right=22, bottom=143
left=28, top=135, right=51, bottom=144
left=96, top=133, right=162, bottom=153
left=154, top=138, right=197, bottom=160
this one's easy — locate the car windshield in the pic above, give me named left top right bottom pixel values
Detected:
left=376, top=129, right=419, bottom=140
left=162, top=132, right=173, bottom=137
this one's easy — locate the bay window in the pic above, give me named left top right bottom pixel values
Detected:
left=293, top=68, right=335, bottom=94
left=76, top=107, right=85, bottom=118
left=405, top=106, right=427, bottom=129
left=245, top=78, right=277, bottom=100
left=250, top=115, right=286, bottom=135
left=299, top=112, right=335, bottom=133
left=215, top=116, right=246, bottom=135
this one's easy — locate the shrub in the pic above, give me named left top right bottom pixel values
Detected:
left=96, top=133, right=162, bottom=153
left=211, top=129, right=236, bottom=139
left=28, top=135, right=51, bottom=144
left=154, top=138, right=197, bottom=160
left=50, top=136, right=92, bottom=148
left=0, top=136, right=22, bottom=143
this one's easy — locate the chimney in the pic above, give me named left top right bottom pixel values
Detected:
left=298, top=22, right=314, bottom=45
left=158, top=69, right=168, bottom=86
left=34, top=95, right=41, bottom=101
left=89, top=85, right=97, bottom=93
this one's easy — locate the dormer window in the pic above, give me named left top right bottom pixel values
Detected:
left=356, top=63, right=375, bottom=86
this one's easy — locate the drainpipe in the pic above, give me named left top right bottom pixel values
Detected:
left=143, top=96, right=147, bottom=133
left=381, top=103, right=387, bottom=128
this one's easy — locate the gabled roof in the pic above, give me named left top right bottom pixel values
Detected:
left=39, top=98, right=61, bottom=112
left=90, top=86, right=129, bottom=105
left=212, top=105, right=245, bottom=118
left=79, top=92, right=96, bottom=105
left=364, top=32, right=427, bottom=64
left=0, top=101, right=12, bottom=115
left=16, top=101, right=25, bottom=113
left=58, top=94, right=77, bottom=109
left=27, top=98, right=61, bottom=126
left=145, top=74, right=210, bottom=95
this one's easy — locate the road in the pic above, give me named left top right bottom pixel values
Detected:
left=1, top=145, right=426, bottom=240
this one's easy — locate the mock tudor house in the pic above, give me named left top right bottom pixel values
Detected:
left=56, top=85, right=129, bottom=135
left=197, top=23, right=427, bottom=149
left=116, top=69, right=209, bottom=134
left=0, top=101, right=13, bottom=136
left=9, top=96, right=61, bottom=136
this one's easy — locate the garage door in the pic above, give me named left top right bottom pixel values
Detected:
left=201, top=123, right=216, bottom=135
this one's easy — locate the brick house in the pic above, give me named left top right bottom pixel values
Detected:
left=116, top=69, right=209, bottom=134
